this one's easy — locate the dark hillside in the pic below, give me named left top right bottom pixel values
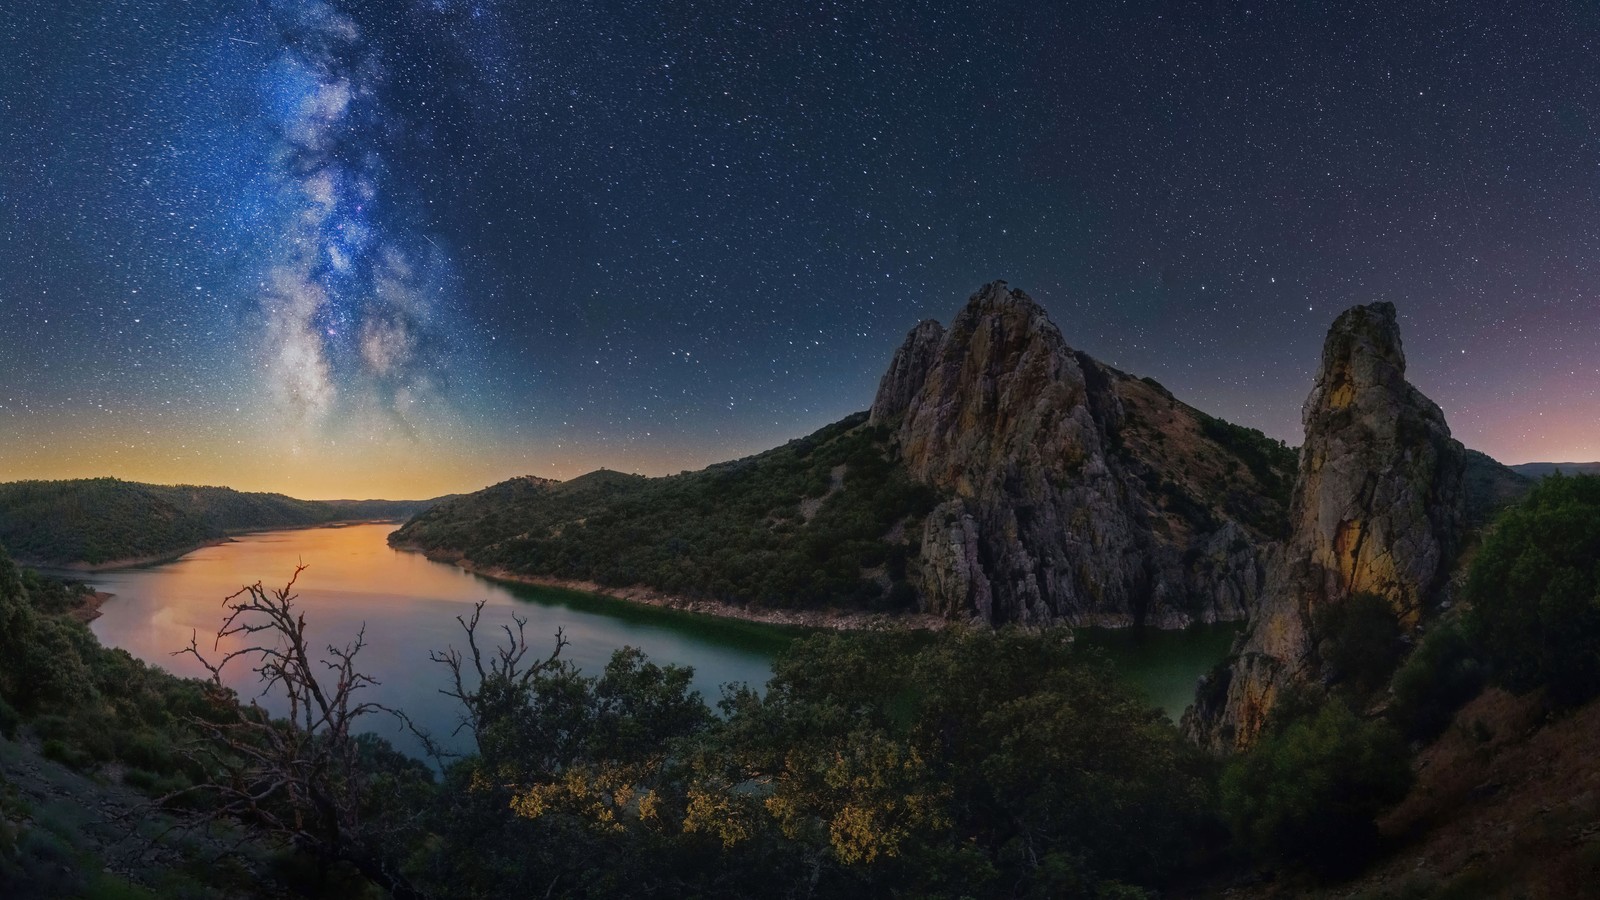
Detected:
left=393, top=414, right=941, bottom=611
left=1511, top=461, right=1600, bottom=479
left=0, top=478, right=445, bottom=566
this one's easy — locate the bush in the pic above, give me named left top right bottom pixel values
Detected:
left=0, top=696, right=19, bottom=740
left=702, top=629, right=1219, bottom=894
left=1464, top=474, right=1600, bottom=706
left=1314, top=592, right=1404, bottom=704
left=41, top=738, right=93, bottom=771
left=1221, top=699, right=1413, bottom=875
left=1389, top=619, right=1484, bottom=741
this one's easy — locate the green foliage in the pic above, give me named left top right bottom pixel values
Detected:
left=409, top=628, right=1219, bottom=898
left=1463, top=473, right=1600, bottom=706
left=0, top=551, right=94, bottom=713
left=1221, top=698, right=1413, bottom=875
left=689, top=629, right=1216, bottom=897
left=1194, top=412, right=1298, bottom=502
left=0, top=696, right=19, bottom=740
left=1388, top=618, right=1484, bottom=741
left=394, top=416, right=940, bottom=611
left=420, top=644, right=730, bottom=900
left=0, top=477, right=439, bottom=566
left=0, top=545, right=231, bottom=786
left=1314, top=592, right=1404, bottom=704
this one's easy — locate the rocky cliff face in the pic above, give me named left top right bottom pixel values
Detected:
left=877, top=281, right=1295, bottom=628
left=1183, top=302, right=1467, bottom=750
left=869, top=320, right=945, bottom=426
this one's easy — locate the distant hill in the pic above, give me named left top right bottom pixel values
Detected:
left=1510, top=461, right=1600, bottom=480
left=393, top=415, right=943, bottom=613
left=0, top=478, right=449, bottom=567
left=1465, top=450, right=1534, bottom=526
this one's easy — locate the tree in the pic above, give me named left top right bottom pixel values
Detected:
left=1220, top=699, right=1412, bottom=875
left=1465, top=474, right=1600, bottom=706
left=174, top=566, right=428, bottom=899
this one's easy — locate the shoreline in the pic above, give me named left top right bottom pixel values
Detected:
left=69, top=590, right=114, bottom=624
left=391, top=542, right=950, bottom=633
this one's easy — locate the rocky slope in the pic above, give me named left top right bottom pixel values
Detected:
left=881, top=281, right=1295, bottom=627
left=1183, top=302, right=1469, bottom=750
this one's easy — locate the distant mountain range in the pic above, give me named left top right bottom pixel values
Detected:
left=0, top=478, right=449, bottom=567
left=1510, top=462, right=1600, bottom=479
left=394, top=282, right=1528, bottom=628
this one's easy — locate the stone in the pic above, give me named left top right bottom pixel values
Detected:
left=1183, top=302, right=1467, bottom=750
left=892, top=281, right=1291, bottom=627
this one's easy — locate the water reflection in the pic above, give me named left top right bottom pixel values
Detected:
left=76, top=523, right=1239, bottom=759
left=82, top=524, right=792, bottom=760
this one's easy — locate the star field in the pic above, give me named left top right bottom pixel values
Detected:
left=1, top=0, right=1597, bottom=498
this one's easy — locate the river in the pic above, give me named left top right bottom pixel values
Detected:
left=80, top=523, right=1238, bottom=759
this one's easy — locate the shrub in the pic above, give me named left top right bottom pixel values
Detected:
left=0, top=696, right=19, bottom=740
left=1221, top=698, right=1412, bottom=875
left=1464, top=474, right=1600, bottom=706
left=41, top=738, right=93, bottom=771
left=1389, top=619, right=1484, bottom=741
left=1314, top=592, right=1404, bottom=704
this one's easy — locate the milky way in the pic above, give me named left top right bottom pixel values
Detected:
left=258, top=0, right=450, bottom=427
left=1, top=1, right=1597, bottom=498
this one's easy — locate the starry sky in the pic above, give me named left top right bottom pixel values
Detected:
left=2, top=0, right=1597, bottom=499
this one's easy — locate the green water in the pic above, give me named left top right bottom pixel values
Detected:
left=80, top=523, right=1239, bottom=758
left=1076, top=623, right=1242, bottom=721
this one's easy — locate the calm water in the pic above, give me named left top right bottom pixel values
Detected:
left=81, top=524, right=794, bottom=760
left=80, top=524, right=1237, bottom=759
left=1076, top=623, right=1242, bottom=720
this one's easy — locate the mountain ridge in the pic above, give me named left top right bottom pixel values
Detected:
left=1510, top=461, right=1600, bottom=479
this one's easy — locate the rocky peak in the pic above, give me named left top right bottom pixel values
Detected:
left=1183, top=301, right=1467, bottom=750
left=894, top=282, right=1276, bottom=628
left=899, top=281, right=1094, bottom=492
left=869, top=318, right=946, bottom=426
left=1292, top=301, right=1463, bottom=627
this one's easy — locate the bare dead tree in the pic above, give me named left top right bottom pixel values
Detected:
left=171, top=565, right=427, bottom=900
left=429, top=599, right=568, bottom=753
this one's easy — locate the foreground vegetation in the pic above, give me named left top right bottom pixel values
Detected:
left=0, top=543, right=1215, bottom=897
left=0, top=478, right=442, bottom=566
left=2, top=473, right=1597, bottom=897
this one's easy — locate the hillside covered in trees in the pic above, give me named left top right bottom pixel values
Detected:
left=394, top=414, right=942, bottom=613
left=0, top=478, right=446, bottom=567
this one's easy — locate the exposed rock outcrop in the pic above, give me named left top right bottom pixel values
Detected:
left=1184, top=302, right=1467, bottom=750
left=870, top=319, right=946, bottom=425
left=882, top=281, right=1294, bottom=628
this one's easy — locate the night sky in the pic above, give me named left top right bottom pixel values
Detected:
left=2, top=1, right=1597, bottom=499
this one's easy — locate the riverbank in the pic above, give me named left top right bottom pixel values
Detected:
left=392, top=542, right=949, bottom=632
left=68, top=590, right=114, bottom=624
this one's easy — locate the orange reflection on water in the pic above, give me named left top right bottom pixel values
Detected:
left=85, top=524, right=783, bottom=758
